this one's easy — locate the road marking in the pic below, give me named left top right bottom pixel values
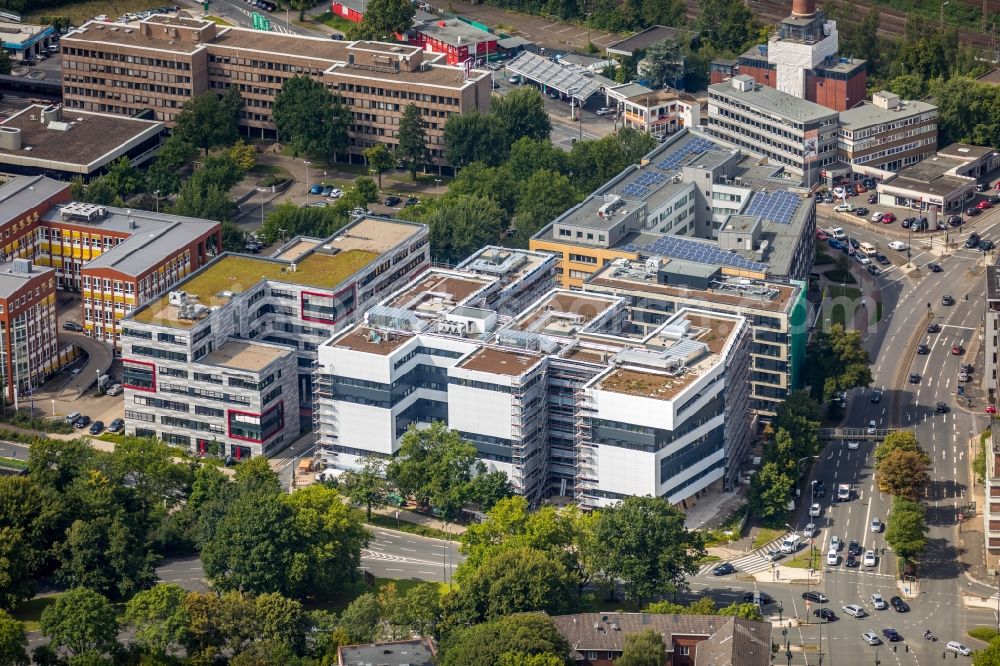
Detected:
left=942, top=324, right=977, bottom=331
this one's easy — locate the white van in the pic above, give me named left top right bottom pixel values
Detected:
left=859, top=242, right=877, bottom=257
left=830, top=227, right=846, bottom=240
left=779, top=534, right=802, bottom=554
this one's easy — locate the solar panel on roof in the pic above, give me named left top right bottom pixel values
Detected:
left=743, top=190, right=801, bottom=225
left=624, top=234, right=768, bottom=272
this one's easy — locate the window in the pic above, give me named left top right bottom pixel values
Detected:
left=123, top=360, right=155, bottom=391
left=228, top=402, right=285, bottom=442
left=678, top=646, right=691, bottom=656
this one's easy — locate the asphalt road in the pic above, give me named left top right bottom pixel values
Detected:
left=155, top=525, right=464, bottom=589
left=195, top=0, right=308, bottom=35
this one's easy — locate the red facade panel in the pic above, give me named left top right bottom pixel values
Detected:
left=330, top=1, right=363, bottom=23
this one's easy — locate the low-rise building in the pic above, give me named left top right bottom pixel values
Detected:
left=530, top=129, right=816, bottom=289
left=615, top=88, right=700, bottom=140
left=338, top=639, right=435, bottom=666
left=315, top=253, right=752, bottom=508
left=123, top=216, right=430, bottom=456
left=0, top=104, right=164, bottom=180
left=837, top=92, right=938, bottom=175
left=410, top=18, right=497, bottom=66
left=707, top=75, right=839, bottom=183
left=0, top=20, right=56, bottom=61
left=875, top=153, right=977, bottom=213
left=551, top=613, right=772, bottom=666
left=583, top=257, right=807, bottom=418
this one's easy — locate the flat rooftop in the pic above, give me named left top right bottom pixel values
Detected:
left=456, top=346, right=541, bottom=376
left=514, top=290, right=620, bottom=336
left=0, top=260, right=53, bottom=298
left=64, top=21, right=203, bottom=54
left=212, top=26, right=350, bottom=62
left=131, top=250, right=378, bottom=327
left=939, top=143, right=997, bottom=160
left=272, top=238, right=322, bottom=261
left=339, top=639, right=435, bottom=666
left=386, top=270, right=494, bottom=313
left=328, top=324, right=413, bottom=356
left=0, top=175, right=68, bottom=220
left=324, top=216, right=424, bottom=254
left=0, top=106, right=163, bottom=171
left=201, top=339, right=293, bottom=371
left=988, top=264, right=1000, bottom=302
left=839, top=98, right=937, bottom=130
left=416, top=18, right=494, bottom=47
left=709, top=80, right=838, bottom=124
left=0, top=21, right=53, bottom=43
left=605, top=25, right=695, bottom=55
left=458, top=246, right=555, bottom=285
left=814, top=57, right=866, bottom=74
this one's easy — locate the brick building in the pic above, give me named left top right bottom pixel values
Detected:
left=837, top=91, right=938, bottom=174
left=410, top=18, right=497, bottom=66
left=59, top=15, right=492, bottom=168
left=0, top=259, right=59, bottom=404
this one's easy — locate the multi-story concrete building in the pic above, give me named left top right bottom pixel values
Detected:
left=707, top=75, right=839, bottom=183
left=733, top=0, right=866, bottom=112
left=583, top=257, right=808, bottom=419
left=0, top=175, right=222, bottom=348
left=837, top=92, right=938, bottom=175
left=0, top=258, right=60, bottom=404
left=122, top=216, right=429, bottom=456
left=985, top=264, right=1000, bottom=557
left=314, top=252, right=752, bottom=508
left=530, top=129, right=817, bottom=289
left=60, top=15, right=492, bottom=168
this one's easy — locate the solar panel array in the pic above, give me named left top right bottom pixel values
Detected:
left=619, top=169, right=666, bottom=199
left=621, top=183, right=649, bottom=198
left=655, top=136, right=716, bottom=171
left=505, top=52, right=603, bottom=100
left=625, top=236, right=768, bottom=272
left=743, top=190, right=801, bottom=225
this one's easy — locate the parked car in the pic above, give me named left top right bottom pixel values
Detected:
left=89, top=420, right=104, bottom=435
left=862, top=632, right=882, bottom=646
left=105, top=384, right=123, bottom=396
left=328, top=188, right=343, bottom=198
left=107, top=418, right=125, bottom=433
left=949, top=214, right=963, bottom=226
left=890, top=596, right=910, bottom=612
left=712, top=562, right=735, bottom=576
left=867, top=194, right=878, bottom=204
left=404, top=197, right=419, bottom=206
left=309, top=184, right=323, bottom=195
left=809, top=503, right=822, bottom=517
left=384, top=196, right=401, bottom=207
left=320, top=187, right=333, bottom=197
left=834, top=203, right=854, bottom=212
left=74, top=415, right=91, bottom=429
left=596, top=107, right=616, bottom=116
left=843, top=605, right=867, bottom=618
left=978, top=199, right=993, bottom=209
left=833, top=186, right=846, bottom=198
left=882, top=212, right=896, bottom=223
left=803, top=591, right=829, bottom=603
left=62, top=321, right=84, bottom=332
left=966, top=207, right=982, bottom=216
left=883, top=628, right=902, bottom=642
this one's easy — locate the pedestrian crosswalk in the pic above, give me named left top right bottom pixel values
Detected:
left=697, top=539, right=787, bottom=576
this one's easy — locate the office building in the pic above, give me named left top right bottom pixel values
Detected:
left=530, top=129, right=817, bottom=289
left=0, top=175, right=222, bottom=347
left=985, top=264, right=1000, bottom=556
left=583, top=257, right=807, bottom=418
left=551, top=613, right=772, bottom=666
left=122, top=216, right=429, bottom=457
left=874, top=153, right=977, bottom=213
left=0, top=258, right=60, bottom=404
left=837, top=92, right=938, bottom=175
left=707, top=75, right=839, bottom=183
left=734, top=0, right=866, bottom=112
left=60, top=16, right=492, bottom=168
left=608, top=88, right=700, bottom=140
left=0, top=104, right=164, bottom=181
left=314, top=251, right=752, bottom=508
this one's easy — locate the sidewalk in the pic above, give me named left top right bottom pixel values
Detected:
left=959, top=432, right=993, bottom=589
left=370, top=505, right=468, bottom=536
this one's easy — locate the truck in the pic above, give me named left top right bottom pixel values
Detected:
left=836, top=484, right=851, bottom=501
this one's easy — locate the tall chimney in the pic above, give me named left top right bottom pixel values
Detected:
left=791, top=0, right=816, bottom=17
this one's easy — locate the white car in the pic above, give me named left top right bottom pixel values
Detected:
left=888, top=240, right=909, bottom=251
left=809, top=503, right=822, bottom=517
left=834, top=202, right=854, bottom=212
left=833, top=187, right=846, bottom=198
left=803, top=523, right=818, bottom=538
left=871, top=518, right=882, bottom=533
left=863, top=550, right=877, bottom=567
left=105, top=384, right=123, bottom=396
left=867, top=420, right=877, bottom=435
left=871, top=211, right=884, bottom=222
left=830, top=535, right=842, bottom=550
left=854, top=253, right=871, bottom=265
left=946, top=642, right=971, bottom=656
left=847, top=441, right=860, bottom=450
left=871, top=593, right=887, bottom=610
left=863, top=632, right=882, bottom=645
left=596, top=107, right=616, bottom=116
left=827, top=550, right=839, bottom=565
left=843, top=604, right=867, bottom=618
left=328, top=188, right=343, bottom=198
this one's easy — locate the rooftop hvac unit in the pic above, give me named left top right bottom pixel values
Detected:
left=168, top=290, right=188, bottom=307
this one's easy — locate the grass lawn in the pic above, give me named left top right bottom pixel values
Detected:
left=823, top=284, right=863, bottom=328
left=697, top=554, right=722, bottom=564
left=0, top=456, right=27, bottom=470
left=824, top=269, right=857, bottom=285
left=26, top=0, right=166, bottom=26
left=357, top=511, right=451, bottom=540
left=304, top=577, right=449, bottom=615
left=251, top=164, right=291, bottom=177
left=785, top=548, right=821, bottom=570
left=752, top=528, right=786, bottom=550
left=204, top=15, right=234, bottom=26
left=312, top=10, right=358, bottom=33
left=12, top=594, right=62, bottom=632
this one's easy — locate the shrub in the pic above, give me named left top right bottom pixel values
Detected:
left=969, top=627, right=1000, bottom=642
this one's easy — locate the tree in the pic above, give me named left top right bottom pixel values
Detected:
left=364, top=144, right=396, bottom=189
left=338, top=593, right=381, bottom=644
left=617, top=629, right=666, bottom=666
left=885, top=497, right=928, bottom=559
left=341, top=456, right=390, bottom=521
left=874, top=431, right=922, bottom=465
left=170, top=180, right=235, bottom=222
left=387, top=423, right=481, bottom=517
left=567, top=128, right=656, bottom=193
left=396, top=103, right=429, bottom=179
left=444, top=111, right=509, bottom=167
left=289, top=0, right=313, bottom=21
left=229, top=139, right=257, bottom=172
left=448, top=163, right=518, bottom=225
left=457, top=546, right=577, bottom=621
left=440, top=613, right=570, bottom=666
left=0, top=50, right=11, bottom=76
left=123, top=584, right=190, bottom=657
left=146, top=134, right=198, bottom=196
left=593, top=496, right=705, bottom=602
left=419, top=195, right=504, bottom=266
left=106, top=436, right=192, bottom=510
left=696, top=0, right=754, bottom=53
left=354, top=176, right=379, bottom=204
left=273, top=76, right=350, bottom=160
left=803, top=324, right=873, bottom=403
left=0, top=610, right=27, bottom=666
left=174, top=91, right=239, bottom=155
left=0, top=528, right=33, bottom=610
left=351, top=0, right=415, bottom=39
left=640, top=0, right=686, bottom=28
left=468, top=470, right=515, bottom=512
left=888, top=73, right=928, bottom=100
left=498, top=653, right=567, bottom=666
left=491, top=88, right=552, bottom=144
left=515, top=169, right=581, bottom=243
left=28, top=438, right=94, bottom=493
left=40, top=588, right=118, bottom=659
left=877, top=449, right=931, bottom=499
left=748, top=461, right=794, bottom=523
left=399, top=583, right=443, bottom=638
left=253, top=592, right=306, bottom=651
left=717, top=602, right=763, bottom=621
left=973, top=637, right=1000, bottom=666
left=507, top=137, right=568, bottom=181
left=639, top=39, right=686, bottom=89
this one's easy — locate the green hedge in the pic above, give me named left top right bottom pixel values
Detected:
left=969, top=627, right=1000, bottom=643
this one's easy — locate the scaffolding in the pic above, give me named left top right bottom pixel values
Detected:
left=573, top=387, right=599, bottom=508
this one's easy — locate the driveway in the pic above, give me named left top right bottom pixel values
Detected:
left=55, top=331, right=113, bottom=395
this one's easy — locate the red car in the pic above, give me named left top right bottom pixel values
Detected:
left=856, top=183, right=868, bottom=193
left=952, top=345, right=964, bottom=355
left=881, top=212, right=896, bottom=223
left=987, top=406, right=997, bottom=415
left=978, top=199, right=994, bottom=209
left=816, top=230, right=828, bottom=240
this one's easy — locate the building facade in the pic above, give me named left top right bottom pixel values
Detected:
left=314, top=254, right=753, bottom=509
left=0, top=259, right=59, bottom=404
left=837, top=92, right=938, bottom=175
left=122, top=216, right=430, bottom=455
left=59, top=16, right=492, bottom=167
left=707, top=75, right=839, bottom=183
left=410, top=18, right=497, bottom=66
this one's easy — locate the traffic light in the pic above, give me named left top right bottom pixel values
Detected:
left=202, top=0, right=209, bottom=10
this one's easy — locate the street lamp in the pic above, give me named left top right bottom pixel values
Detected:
left=874, top=645, right=881, bottom=666
left=50, top=399, right=54, bottom=417
left=303, top=160, right=312, bottom=200
left=153, top=190, right=161, bottom=214
left=257, top=187, right=267, bottom=228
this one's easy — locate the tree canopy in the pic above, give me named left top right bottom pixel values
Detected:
left=273, top=76, right=351, bottom=161
left=40, top=588, right=119, bottom=660
left=350, top=0, right=415, bottom=40
left=618, top=629, right=667, bottom=666
left=174, top=91, right=241, bottom=155
left=439, top=613, right=571, bottom=666
left=396, top=103, right=429, bottom=179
